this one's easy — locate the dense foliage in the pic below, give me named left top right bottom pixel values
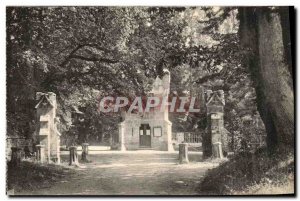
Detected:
left=7, top=7, right=265, bottom=149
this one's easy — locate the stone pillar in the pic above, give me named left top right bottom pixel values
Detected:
left=36, top=144, right=45, bottom=163
left=69, top=146, right=78, bottom=166
left=166, top=121, right=174, bottom=152
left=118, top=122, right=126, bottom=151
left=212, top=142, right=223, bottom=159
left=81, top=143, right=89, bottom=162
left=205, top=90, right=227, bottom=159
left=35, top=92, right=61, bottom=164
left=11, top=147, right=22, bottom=165
left=211, top=113, right=223, bottom=159
left=179, top=143, right=189, bottom=164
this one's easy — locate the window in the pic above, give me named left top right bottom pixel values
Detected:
left=153, top=127, right=162, bottom=137
left=140, top=124, right=151, bottom=135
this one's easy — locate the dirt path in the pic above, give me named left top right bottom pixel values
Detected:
left=18, top=151, right=218, bottom=195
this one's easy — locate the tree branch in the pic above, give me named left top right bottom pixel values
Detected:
left=194, top=72, right=221, bottom=84
left=71, top=54, right=118, bottom=63
left=194, top=68, right=227, bottom=84
left=59, top=43, right=117, bottom=66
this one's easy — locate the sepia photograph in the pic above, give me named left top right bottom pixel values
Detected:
left=6, top=5, right=295, bottom=196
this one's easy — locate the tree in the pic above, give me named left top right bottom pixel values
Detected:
left=238, top=7, right=294, bottom=152
left=8, top=6, right=282, bottom=152
left=6, top=7, right=190, bottom=143
left=186, top=7, right=294, bottom=153
left=6, top=7, right=139, bottom=140
left=175, top=7, right=266, bottom=152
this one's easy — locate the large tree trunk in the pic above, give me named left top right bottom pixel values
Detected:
left=238, top=7, right=294, bottom=152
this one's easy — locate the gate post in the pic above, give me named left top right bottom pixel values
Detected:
left=179, top=143, right=189, bottom=164
left=119, top=122, right=126, bottom=151
left=69, top=146, right=78, bottom=166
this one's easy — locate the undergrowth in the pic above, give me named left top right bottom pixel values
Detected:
left=198, top=147, right=294, bottom=195
left=7, top=161, right=74, bottom=194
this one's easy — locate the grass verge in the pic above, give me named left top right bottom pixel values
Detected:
left=198, top=147, right=294, bottom=195
left=7, top=161, right=74, bottom=194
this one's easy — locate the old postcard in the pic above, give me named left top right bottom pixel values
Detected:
left=6, top=6, right=295, bottom=196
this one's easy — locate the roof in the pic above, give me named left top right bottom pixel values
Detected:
left=206, top=92, right=225, bottom=106
left=35, top=95, right=54, bottom=109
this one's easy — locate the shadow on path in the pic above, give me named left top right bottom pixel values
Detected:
left=18, top=152, right=218, bottom=195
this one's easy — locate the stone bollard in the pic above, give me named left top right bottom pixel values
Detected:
left=179, top=143, right=189, bottom=164
left=69, top=146, right=78, bottom=166
left=11, top=147, right=22, bottom=165
left=81, top=143, right=89, bottom=162
left=212, top=142, right=224, bottom=159
left=36, top=145, right=46, bottom=163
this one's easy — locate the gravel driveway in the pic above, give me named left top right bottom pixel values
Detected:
left=18, top=151, right=218, bottom=195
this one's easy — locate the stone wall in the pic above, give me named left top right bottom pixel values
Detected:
left=6, top=137, right=32, bottom=160
left=121, top=118, right=172, bottom=151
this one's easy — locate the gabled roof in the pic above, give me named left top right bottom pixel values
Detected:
left=35, top=95, right=54, bottom=109
left=206, top=92, right=225, bottom=106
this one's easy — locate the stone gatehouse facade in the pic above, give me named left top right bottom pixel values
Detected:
left=118, top=70, right=228, bottom=153
left=118, top=71, right=173, bottom=151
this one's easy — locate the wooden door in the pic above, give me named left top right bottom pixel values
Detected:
left=139, top=124, right=151, bottom=147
